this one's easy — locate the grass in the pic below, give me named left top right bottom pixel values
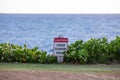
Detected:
left=0, top=63, right=120, bottom=73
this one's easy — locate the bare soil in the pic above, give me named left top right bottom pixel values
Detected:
left=0, top=70, right=120, bottom=80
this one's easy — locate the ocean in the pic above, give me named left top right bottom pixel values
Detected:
left=0, top=14, right=120, bottom=53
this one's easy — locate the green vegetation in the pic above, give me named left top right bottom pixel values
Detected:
left=64, top=36, right=120, bottom=64
left=0, top=36, right=120, bottom=64
left=0, top=43, right=57, bottom=63
left=0, top=63, right=120, bottom=73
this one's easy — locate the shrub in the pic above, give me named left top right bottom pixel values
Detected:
left=47, top=55, right=57, bottom=63
left=64, top=40, right=89, bottom=64
left=64, top=36, right=120, bottom=64
left=0, top=43, right=47, bottom=63
left=109, top=36, right=120, bottom=63
left=77, top=49, right=89, bottom=64
left=0, top=36, right=120, bottom=64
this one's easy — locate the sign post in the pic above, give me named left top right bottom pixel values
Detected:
left=54, top=36, right=68, bottom=63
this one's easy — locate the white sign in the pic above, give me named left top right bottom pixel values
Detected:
left=54, top=38, right=68, bottom=56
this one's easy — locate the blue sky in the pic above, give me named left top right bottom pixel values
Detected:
left=0, top=0, right=120, bottom=14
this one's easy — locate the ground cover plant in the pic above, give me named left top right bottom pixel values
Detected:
left=0, top=36, right=120, bottom=64
left=64, top=36, right=120, bottom=64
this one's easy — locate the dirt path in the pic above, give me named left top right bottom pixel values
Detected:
left=0, top=70, right=120, bottom=80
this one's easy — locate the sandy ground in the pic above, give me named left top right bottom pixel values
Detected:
left=0, top=70, right=120, bottom=80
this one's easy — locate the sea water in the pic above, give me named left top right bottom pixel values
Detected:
left=0, top=14, right=120, bottom=53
